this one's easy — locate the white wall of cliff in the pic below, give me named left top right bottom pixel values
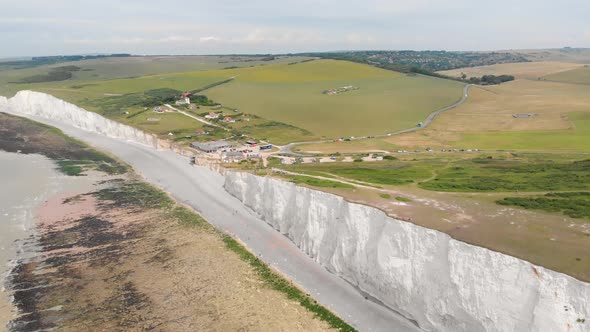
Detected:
left=1, top=91, right=161, bottom=149
left=224, top=171, right=590, bottom=332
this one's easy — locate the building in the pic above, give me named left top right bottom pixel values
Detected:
left=260, top=144, right=272, bottom=150
left=204, top=112, right=220, bottom=119
left=189, top=104, right=198, bottom=110
left=222, top=151, right=245, bottom=163
left=223, top=116, right=235, bottom=123
left=245, top=139, right=257, bottom=146
left=194, top=129, right=208, bottom=135
left=191, top=140, right=232, bottom=153
left=175, top=97, right=190, bottom=105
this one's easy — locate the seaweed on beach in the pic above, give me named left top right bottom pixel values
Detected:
left=0, top=112, right=127, bottom=175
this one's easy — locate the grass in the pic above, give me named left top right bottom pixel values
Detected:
left=379, top=193, right=391, bottom=199
left=543, top=65, right=590, bottom=85
left=205, top=60, right=465, bottom=142
left=282, top=175, right=355, bottom=189
left=420, top=158, right=590, bottom=192
left=278, top=153, right=590, bottom=193
left=438, top=62, right=584, bottom=80
left=3, top=58, right=464, bottom=145
left=381, top=79, right=590, bottom=152
left=0, top=55, right=312, bottom=97
left=284, top=160, right=434, bottom=186
left=497, top=192, right=590, bottom=219
left=93, top=180, right=355, bottom=331
left=395, top=196, right=412, bottom=202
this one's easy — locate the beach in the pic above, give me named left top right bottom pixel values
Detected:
left=0, top=151, right=103, bottom=331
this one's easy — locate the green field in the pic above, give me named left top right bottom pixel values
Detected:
left=0, top=55, right=312, bottom=96
left=280, top=153, right=590, bottom=193
left=206, top=60, right=465, bottom=143
left=543, top=65, right=590, bottom=84
left=457, top=112, right=590, bottom=152
left=3, top=58, right=465, bottom=145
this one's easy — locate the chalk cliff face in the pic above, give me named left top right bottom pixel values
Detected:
left=225, top=171, right=590, bottom=332
left=2, top=91, right=160, bottom=148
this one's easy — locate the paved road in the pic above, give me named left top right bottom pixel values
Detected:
left=278, top=84, right=472, bottom=155
left=4, top=108, right=421, bottom=332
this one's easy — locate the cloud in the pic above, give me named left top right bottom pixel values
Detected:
left=200, top=36, right=221, bottom=43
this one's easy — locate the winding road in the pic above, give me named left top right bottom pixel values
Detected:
left=277, top=84, right=472, bottom=155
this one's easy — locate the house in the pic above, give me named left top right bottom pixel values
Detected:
left=223, top=116, right=235, bottom=123
left=175, top=97, right=190, bottom=105
left=194, top=129, right=208, bottom=135
left=191, top=140, right=232, bottom=153
left=182, top=91, right=192, bottom=98
left=222, top=151, right=245, bottom=163
left=245, top=139, right=257, bottom=146
left=204, top=112, right=220, bottom=119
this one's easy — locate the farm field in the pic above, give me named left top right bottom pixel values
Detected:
left=301, top=79, right=590, bottom=153
left=543, top=65, right=590, bottom=84
left=513, top=47, right=590, bottom=63
left=204, top=60, right=465, bottom=143
left=5, top=58, right=466, bottom=145
left=438, top=61, right=584, bottom=80
left=0, top=55, right=311, bottom=97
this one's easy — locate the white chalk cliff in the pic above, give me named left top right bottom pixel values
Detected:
left=1, top=91, right=160, bottom=148
left=224, top=171, right=590, bottom=332
left=2, top=90, right=589, bottom=331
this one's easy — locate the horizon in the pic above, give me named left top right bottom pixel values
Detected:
left=2, top=46, right=589, bottom=60
left=1, top=0, right=589, bottom=57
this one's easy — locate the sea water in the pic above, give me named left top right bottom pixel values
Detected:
left=0, top=151, right=63, bottom=328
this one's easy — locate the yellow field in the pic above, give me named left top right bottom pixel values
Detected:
left=438, top=61, right=583, bottom=79
left=300, top=78, right=590, bottom=153
left=543, top=65, right=590, bottom=84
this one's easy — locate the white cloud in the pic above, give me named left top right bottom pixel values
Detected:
left=200, top=36, right=221, bottom=42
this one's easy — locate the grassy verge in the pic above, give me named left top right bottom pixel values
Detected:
left=93, top=180, right=355, bottom=331
left=497, top=192, right=590, bottom=219
left=281, top=174, right=355, bottom=189
left=420, top=158, right=590, bottom=192
left=280, top=154, right=590, bottom=193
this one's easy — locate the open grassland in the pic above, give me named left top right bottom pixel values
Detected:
left=204, top=60, right=465, bottom=143
left=279, top=152, right=590, bottom=192
left=0, top=55, right=311, bottom=97
left=5, top=58, right=465, bottom=145
left=514, top=48, right=590, bottom=63
left=438, top=61, right=584, bottom=79
left=543, top=65, right=590, bottom=84
left=382, top=79, right=590, bottom=151
left=299, top=79, right=590, bottom=153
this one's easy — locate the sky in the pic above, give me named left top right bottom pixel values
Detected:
left=0, top=0, right=588, bottom=57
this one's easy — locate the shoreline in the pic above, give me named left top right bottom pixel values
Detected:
left=0, top=151, right=106, bottom=331
left=0, top=111, right=346, bottom=331
left=1, top=92, right=417, bottom=330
